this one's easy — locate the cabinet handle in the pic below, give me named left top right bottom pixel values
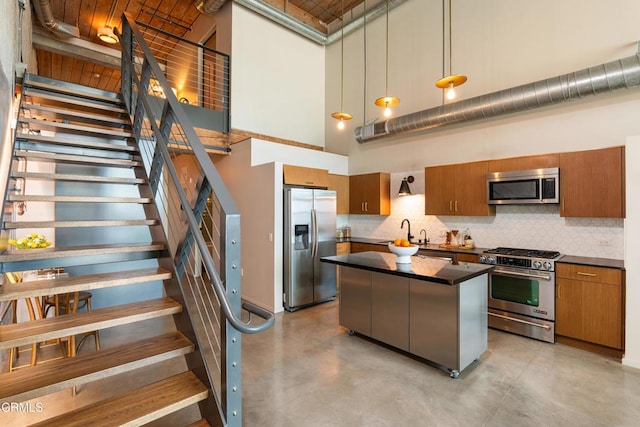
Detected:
left=577, top=272, right=597, bottom=277
left=361, top=202, right=365, bottom=212
left=556, top=284, right=561, bottom=298
left=365, top=202, right=368, bottom=212
left=454, top=201, right=458, bottom=212
left=449, top=200, right=453, bottom=212
left=562, top=198, right=565, bottom=211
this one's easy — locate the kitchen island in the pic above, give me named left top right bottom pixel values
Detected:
left=321, top=251, right=493, bottom=378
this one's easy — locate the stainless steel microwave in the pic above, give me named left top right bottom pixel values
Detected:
left=487, top=168, right=559, bottom=205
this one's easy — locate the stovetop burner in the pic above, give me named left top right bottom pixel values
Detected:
left=484, top=247, right=561, bottom=259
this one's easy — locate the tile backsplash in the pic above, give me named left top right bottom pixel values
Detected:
left=338, top=171, right=624, bottom=260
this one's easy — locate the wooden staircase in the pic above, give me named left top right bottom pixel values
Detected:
left=0, top=75, right=214, bottom=425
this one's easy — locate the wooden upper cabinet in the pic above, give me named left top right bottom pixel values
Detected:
left=425, top=161, right=494, bottom=216
left=283, top=164, right=329, bottom=188
left=349, top=173, right=390, bottom=215
left=559, top=146, right=625, bottom=218
left=328, top=174, right=349, bottom=214
left=488, top=153, right=559, bottom=172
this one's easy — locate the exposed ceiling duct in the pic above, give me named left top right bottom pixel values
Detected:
left=195, top=0, right=228, bottom=14
left=32, top=0, right=80, bottom=38
left=355, top=52, right=640, bottom=143
left=231, top=0, right=409, bottom=45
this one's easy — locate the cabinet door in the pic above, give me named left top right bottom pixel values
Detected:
left=328, top=174, right=349, bottom=214
left=488, top=153, right=559, bottom=172
left=582, top=281, right=623, bottom=348
left=454, top=161, right=494, bottom=216
left=409, top=279, right=458, bottom=369
left=283, top=164, right=329, bottom=188
left=555, top=278, right=583, bottom=339
left=372, top=272, right=409, bottom=350
left=362, top=173, right=390, bottom=215
left=425, top=165, right=455, bottom=215
left=339, top=267, right=371, bottom=335
left=559, top=147, right=625, bottom=218
left=348, top=174, right=366, bottom=213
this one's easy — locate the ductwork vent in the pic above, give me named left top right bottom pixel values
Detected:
left=195, top=0, right=228, bottom=14
left=355, top=53, right=640, bottom=143
left=32, top=0, right=79, bottom=38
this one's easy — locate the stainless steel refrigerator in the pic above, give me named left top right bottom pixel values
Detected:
left=284, top=187, right=337, bottom=311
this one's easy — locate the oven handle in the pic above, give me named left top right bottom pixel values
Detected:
left=488, top=312, right=552, bottom=330
left=492, top=270, right=552, bottom=281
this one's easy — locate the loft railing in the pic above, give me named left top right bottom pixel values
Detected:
left=118, top=12, right=273, bottom=427
left=134, top=20, right=230, bottom=136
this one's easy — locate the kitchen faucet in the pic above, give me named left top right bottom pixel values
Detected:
left=419, top=229, right=428, bottom=243
left=401, top=219, right=414, bottom=243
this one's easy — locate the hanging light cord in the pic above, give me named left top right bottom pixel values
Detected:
left=105, top=0, right=119, bottom=28
left=340, top=0, right=345, bottom=112
left=449, top=0, right=453, bottom=77
left=363, top=0, right=367, bottom=126
left=384, top=0, right=389, bottom=97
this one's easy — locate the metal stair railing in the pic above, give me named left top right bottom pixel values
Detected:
left=118, top=12, right=274, bottom=427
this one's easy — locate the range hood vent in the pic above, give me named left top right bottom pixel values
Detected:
left=355, top=52, right=640, bottom=143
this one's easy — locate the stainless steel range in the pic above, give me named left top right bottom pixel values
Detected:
left=479, top=247, right=562, bottom=343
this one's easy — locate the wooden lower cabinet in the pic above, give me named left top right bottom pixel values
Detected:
left=456, top=253, right=479, bottom=263
left=336, top=242, right=351, bottom=255
left=556, top=263, right=624, bottom=354
left=349, top=242, right=389, bottom=254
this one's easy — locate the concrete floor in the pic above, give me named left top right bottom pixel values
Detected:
left=242, top=300, right=640, bottom=427
left=4, top=299, right=640, bottom=426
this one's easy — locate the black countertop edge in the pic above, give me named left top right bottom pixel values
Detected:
left=321, top=252, right=494, bottom=285
left=558, top=255, right=625, bottom=270
left=338, top=236, right=487, bottom=255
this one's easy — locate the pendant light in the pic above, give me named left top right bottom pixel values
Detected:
left=435, top=0, right=466, bottom=100
left=331, top=0, right=352, bottom=130
left=98, top=0, right=119, bottom=44
left=374, top=0, right=399, bottom=117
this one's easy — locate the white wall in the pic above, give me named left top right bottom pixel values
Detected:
left=231, top=4, right=325, bottom=147
left=324, top=0, right=640, bottom=367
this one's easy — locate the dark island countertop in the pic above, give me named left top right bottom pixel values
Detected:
left=321, top=251, right=494, bottom=285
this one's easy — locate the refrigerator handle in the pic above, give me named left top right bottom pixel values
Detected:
left=311, top=208, right=318, bottom=258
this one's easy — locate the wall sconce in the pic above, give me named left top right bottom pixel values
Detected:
left=398, top=176, right=414, bottom=195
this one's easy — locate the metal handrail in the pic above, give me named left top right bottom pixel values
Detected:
left=118, top=12, right=273, bottom=336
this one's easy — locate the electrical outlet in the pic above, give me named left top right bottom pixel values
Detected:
left=597, top=240, right=612, bottom=246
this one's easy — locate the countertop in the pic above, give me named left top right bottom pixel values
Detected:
left=339, top=236, right=488, bottom=255
left=338, top=236, right=625, bottom=270
left=321, top=251, right=494, bottom=285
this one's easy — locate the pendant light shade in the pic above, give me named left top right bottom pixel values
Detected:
left=436, top=0, right=466, bottom=100
left=375, top=0, right=399, bottom=117
left=331, top=0, right=352, bottom=130
left=98, top=27, right=118, bottom=44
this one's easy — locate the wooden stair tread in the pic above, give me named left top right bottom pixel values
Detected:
left=0, top=242, right=165, bottom=263
left=0, top=267, right=172, bottom=302
left=0, top=297, right=182, bottom=349
left=15, top=133, right=137, bottom=152
left=23, top=78, right=123, bottom=105
left=31, top=371, right=208, bottom=427
left=19, top=117, right=133, bottom=138
left=10, top=171, right=145, bottom=184
left=23, top=89, right=127, bottom=114
left=8, top=194, right=152, bottom=203
left=22, top=103, right=130, bottom=125
left=14, top=150, right=141, bottom=167
left=4, top=219, right=159, bottom=229
left=0, top=331, right=193, bottom=401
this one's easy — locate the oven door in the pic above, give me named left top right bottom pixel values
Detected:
left=488, top=266, right=555, bottom=321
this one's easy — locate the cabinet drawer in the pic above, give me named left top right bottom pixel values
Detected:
left=556, top=263, right=622, bottom=285
left=350, top=242, right=388, bottom=253
left=456, top=253, right=479, bottom=263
